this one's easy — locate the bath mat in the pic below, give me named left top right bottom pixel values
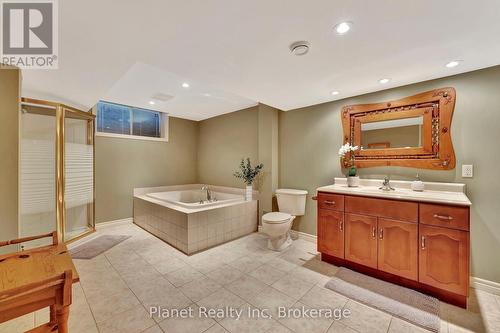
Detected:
left=70, top=235, right=130, bottom=259
left=325, top=267, right=440, bottom=332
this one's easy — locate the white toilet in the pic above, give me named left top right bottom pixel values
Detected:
left=261, top=189, right=308, bottom=251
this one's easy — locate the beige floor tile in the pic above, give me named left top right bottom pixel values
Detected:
left=205, top=264, right=244, bottom=285
left=127, top=276, right=175, bottom=301
left=141, top=324, right=164, bottom=333
left=266, top=257, right=299, bottom=272
left=327, top=322, right=359, bottom=333
left=272, top=274, right=315, bottom=300
left=278, top=247, right=317, bottom=266
left=188, top=257, right=226, bottom=274
left=87, top=288, right=140, bottom=323
left=226, top=274, right=268, bottom=302
left=227, top=255, right=265, bottom=273
left=163, top=266, right=204, bottom=287
left=299, top=285, right=348, bottom=309
left=139, top=287, right=192, bottom=322
left=180, top=276, right=222, bottom=302
left=0, top=313, right=34, bottom=333
left=277, top=301, right=334, bottom=333
left=219, top=303, right=278, bottom=333
left=248, top=264, right=287, bottom=285
left=388, top=317, right=434, bottom=333
left=291, top=265, right=333, bottom=286
left=339, top=300, right=391, bottom=333
left=158, top=304, right=216, bottom=333
left=265, top=322, right=295, bottom=333
left=441, top=302, right=486, bottom=333
left=97, top=305, right=156, bottom=333
left=205, top=323, right=229, bottom=333
left=246, top=286, right=296, bottom=318
left=197, top=288, right=245, bottom=312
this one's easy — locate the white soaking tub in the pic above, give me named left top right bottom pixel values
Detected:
left=146, top=190, right=243, bottom=208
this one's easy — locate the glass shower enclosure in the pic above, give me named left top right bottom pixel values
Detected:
left=20, top=98, right=95, bottom=245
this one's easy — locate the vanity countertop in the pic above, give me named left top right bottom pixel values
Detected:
left=317, top=178, right=471, bottom=206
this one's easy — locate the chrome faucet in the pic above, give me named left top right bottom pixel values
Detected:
left=201, top=185, right=213, bottom=202
left=379, top=176, right=395, bottom=191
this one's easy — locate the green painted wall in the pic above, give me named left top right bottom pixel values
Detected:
left=95, top=116, right=198, bottom=223
left=279, top=65, right=500, bottom=283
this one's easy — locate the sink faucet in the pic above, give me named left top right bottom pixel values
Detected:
left=201, top=185, right=213, bottom=202
left=379, top=176, right=395, bottom=191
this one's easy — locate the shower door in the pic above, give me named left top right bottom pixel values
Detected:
left=19, top=98, right=95, bottom=245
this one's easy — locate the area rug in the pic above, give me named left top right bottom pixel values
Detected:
left=70, top=235, right=130, bottom=259
left=325, top=267, right=440, bottom=332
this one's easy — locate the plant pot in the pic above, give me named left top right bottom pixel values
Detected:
left=347, top=176, right=360, bottom=187
left=245, top=185, right=253, bottom=201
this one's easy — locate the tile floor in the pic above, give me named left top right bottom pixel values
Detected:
left=1, top=222, right=500, bottom=333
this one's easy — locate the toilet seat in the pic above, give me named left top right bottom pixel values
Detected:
left=262, top=212, right=292, bottom=224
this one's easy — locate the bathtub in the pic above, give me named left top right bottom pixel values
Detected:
left=134, top=184, right=258, bottom=254
left=146, top=190, right=243, bottom=208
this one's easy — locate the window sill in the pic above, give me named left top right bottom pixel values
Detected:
left=95, top=132, right=169, bottom=142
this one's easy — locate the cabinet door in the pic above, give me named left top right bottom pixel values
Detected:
left=317, top=209, right=344, bottom=258
left=378, top=218, right=418, bottom=281
left=419, top=225, right=469, bottom=295
left=345, top=213, right=377, bottom=269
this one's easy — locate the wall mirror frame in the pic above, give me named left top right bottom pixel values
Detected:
left=341, top=87, right=456, bottom=170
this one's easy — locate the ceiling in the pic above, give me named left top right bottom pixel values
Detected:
left=21, top=0, right=500, bottom=120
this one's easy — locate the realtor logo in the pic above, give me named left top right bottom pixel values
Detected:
left=1, top=0, right=58, bottom=68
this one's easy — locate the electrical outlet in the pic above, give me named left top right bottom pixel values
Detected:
left=462, top=164, right=473, bottom=178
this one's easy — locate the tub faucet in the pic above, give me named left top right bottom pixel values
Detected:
left=379, top=176, right=395, bottom=191
left=202, top=185, right=213, bottom=202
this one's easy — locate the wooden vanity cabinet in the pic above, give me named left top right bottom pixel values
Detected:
left=317, top=209, right=344, bottom=258
left=317, top=192, right=470, bottom=307
left=419, top=224, right=469, bottom=296
left=345, top=213, right=378, bottom=269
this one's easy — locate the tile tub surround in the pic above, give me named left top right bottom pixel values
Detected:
left=317, top=178, right=471, bottom=206
left=134, top=185, right=258, bottom=254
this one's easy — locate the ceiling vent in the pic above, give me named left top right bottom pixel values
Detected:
left=151, top=93, right=174, bottom=102
left=289, top=41, right=310, bottom=56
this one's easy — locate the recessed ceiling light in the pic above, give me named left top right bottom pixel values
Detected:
left=331, top=91, right=340, bottom=95
left=203, top=93, right=211, bottom=97
left=182, top=82, right=190, bottom=88
left=149, top=101, right=155, bottom=105
left=379, top=78, right=391, bottom=84
left=289, top=41, right=310, bottom=56
left=445, top=60, right=461, bottom=68
left=334, top=21, right=352, bottom=35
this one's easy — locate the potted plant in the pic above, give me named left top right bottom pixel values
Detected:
left=338, top=143, right=360, bottom=187
left=233, top=158, right=264, bottom=201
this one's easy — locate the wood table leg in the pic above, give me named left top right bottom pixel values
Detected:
left=49, top=305, right=56, bottom=322
left=56, top=305, right=70, bottom=333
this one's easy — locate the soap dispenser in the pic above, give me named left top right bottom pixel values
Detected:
left=411, top=174, right=425, bottom=192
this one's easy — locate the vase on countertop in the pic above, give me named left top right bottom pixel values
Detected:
left=347, top=176, right=360, bottom=187
left=245, top=185, right=253, bottom=201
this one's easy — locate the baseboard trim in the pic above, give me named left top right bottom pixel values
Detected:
left=257, top=226, right=318, bottom=244
left=95, top=217, right=134, bottom=229
left=471, top=276, right=500, bottom=296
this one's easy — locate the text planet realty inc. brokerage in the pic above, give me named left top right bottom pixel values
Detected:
left=150, top=305, right=351, bottom=321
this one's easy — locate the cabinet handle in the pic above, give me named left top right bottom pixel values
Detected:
left=421, top=236, right=426, bottom=250
left=324, top=200, right=335, bottom=205
left=339, top=220, right=343, bottom=232
left=379, top=228, right=384, bottom=240
left=372, top=227, right=376, bottom=238
left=433, top=214, right=453, bottom=221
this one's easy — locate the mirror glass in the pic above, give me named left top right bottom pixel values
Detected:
left=360, top=116, right=423, bottom=150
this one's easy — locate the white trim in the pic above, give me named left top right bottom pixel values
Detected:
left=471, top=277, right=500, bottom=296
left=95, top=217, right=134, bottom=229
left=96, top=132, right=169, bottom=142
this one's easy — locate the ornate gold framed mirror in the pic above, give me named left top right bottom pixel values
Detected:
left=341, top=87, right=456, bottom=170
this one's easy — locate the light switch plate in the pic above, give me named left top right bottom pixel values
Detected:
left=462, top=164, right=473, bottom=178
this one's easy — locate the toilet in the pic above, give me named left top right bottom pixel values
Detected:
left=261, top=189, right=308, bottom=251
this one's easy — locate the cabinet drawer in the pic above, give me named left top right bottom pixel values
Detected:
left=318, top=193, right=344, bottom=211
left=345, top=196, right=418, bottom=223
left=419, top=204, right=469, bottom=231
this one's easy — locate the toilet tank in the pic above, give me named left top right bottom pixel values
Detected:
left=276, top=189, right=308, bottom=216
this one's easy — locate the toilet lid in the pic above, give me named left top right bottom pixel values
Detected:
left=263, top=212, right=291, bottom=223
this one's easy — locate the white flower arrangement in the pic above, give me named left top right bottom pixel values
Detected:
left=338, top=143, right=359, bottom=158
left=338, top=143, right=359, bottom=177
